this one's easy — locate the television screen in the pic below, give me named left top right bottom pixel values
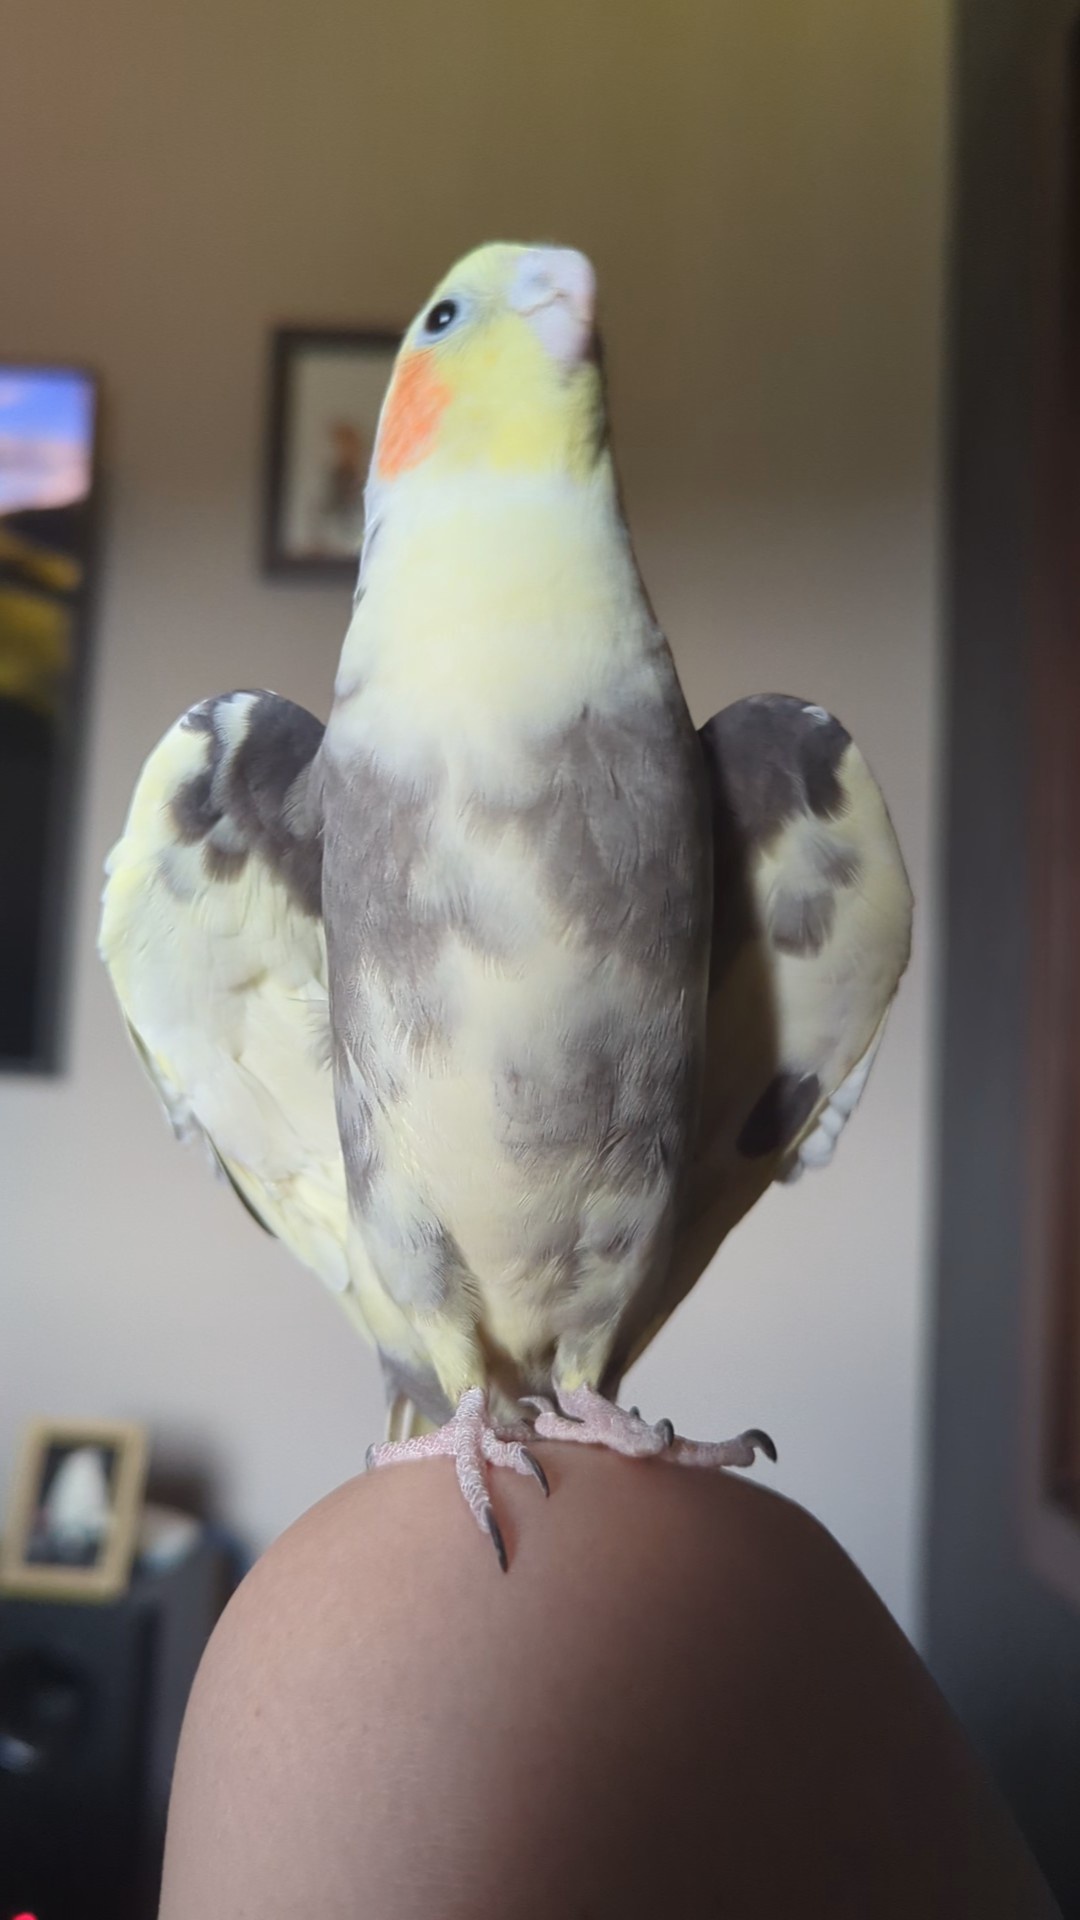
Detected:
left=0, top=364, right=98, bottom=1070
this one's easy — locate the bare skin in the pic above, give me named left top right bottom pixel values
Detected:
left=159, top=1448, right=1059, bottom=1919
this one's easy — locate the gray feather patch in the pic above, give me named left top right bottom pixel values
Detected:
left=173, top=692, right=324, bottom=917
left=471, top=696, right=710, bottom=968
left=700, top=694, right=851, bottom=851
left=736, top=1070, right=821, bottom=1158
left=700, top=694, right=854, bottom=981
left=771, top=888, right=835, bottom=957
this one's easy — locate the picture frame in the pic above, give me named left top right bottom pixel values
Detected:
left=0, top=1417, right=148, bottom=1603
left=262, top=325, right=401, bottom=580
left=0, top=361, right=100, bottom=1073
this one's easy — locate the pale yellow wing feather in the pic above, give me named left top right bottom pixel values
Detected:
left=623, top=694, right=912, bottom=1373
left=99, top=690, right=353, bottom=1299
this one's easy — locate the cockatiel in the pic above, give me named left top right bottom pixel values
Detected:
left=100, top=242, right=912, bottom=1567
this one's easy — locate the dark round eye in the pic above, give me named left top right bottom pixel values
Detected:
left=423, top=298, right=459, bottom=336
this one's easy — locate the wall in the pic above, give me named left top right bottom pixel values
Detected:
left=0, top=0, right=946, bottom=1633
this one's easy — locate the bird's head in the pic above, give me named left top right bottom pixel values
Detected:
left=369, top=243, right=606, bottom=503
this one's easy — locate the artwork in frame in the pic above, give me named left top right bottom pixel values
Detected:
left=0, top=1417, right=148, bottom=1603
left=0, top=363, right=99, bottom=1071
left=262, top=326, right=401, bottom=579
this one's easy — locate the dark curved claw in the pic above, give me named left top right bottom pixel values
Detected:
left=629, top=1406, right=641, bottom=1419
left=656, top=1417, right=676, bottom=1448
left=521, top=1448, right=550, bottom=1497
left=484, top=1504, right=509, bottom=1573
left=744, top=1427, right=778, bottom=1464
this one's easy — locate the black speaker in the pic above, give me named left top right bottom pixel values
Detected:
left=0, top=1538, right=226, bottom=1920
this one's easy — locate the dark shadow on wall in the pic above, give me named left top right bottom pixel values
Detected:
left=925, top=1, right=1080, bottom=1912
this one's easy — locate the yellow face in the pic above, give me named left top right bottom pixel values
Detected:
left=373, top=243, right=607, bottom=489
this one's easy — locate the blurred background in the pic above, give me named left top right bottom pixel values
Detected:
left=2, top=0, right=1079, bottom=1912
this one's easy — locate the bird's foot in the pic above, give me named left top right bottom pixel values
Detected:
left=524, top=1385, right=776, bottom=1471
left=366, top=1386, right=548, bottom=1571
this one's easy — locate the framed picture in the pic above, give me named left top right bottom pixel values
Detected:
left=0, top=363, right=100, bottom=1072
left=262, top=326, right=400, bottom=579
left=0, top=1417, right=148, bottom=1602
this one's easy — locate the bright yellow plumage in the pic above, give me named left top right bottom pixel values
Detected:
left=375, top=243, right=604, bottom=485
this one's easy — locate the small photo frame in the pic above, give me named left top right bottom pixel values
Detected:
left=262, top=325, right=401, bottom=579
left=0, top=1417, right=148, bottom=1603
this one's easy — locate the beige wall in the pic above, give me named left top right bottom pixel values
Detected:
left=0, top=1, right=946, bottom=1633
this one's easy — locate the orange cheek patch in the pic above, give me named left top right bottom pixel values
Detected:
left=377, top=353, right=451, bottom=478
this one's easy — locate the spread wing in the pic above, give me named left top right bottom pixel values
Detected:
left=99, top=689, right=358, bottom=1308
left=626, top=693, right=913, bottom=1370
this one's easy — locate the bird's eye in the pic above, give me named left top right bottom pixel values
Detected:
left=422, top=298, right=460, bottom=337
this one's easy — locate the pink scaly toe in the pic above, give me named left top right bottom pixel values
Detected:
left=366, top=1386, right=548, bottom=1570
left=666, top=1428, right=777, bottom=1470
left=525, top=1386, right=674, bottom=1458
left=525, top=1385, right=776, bottom=1472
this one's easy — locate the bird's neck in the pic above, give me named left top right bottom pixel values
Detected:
left=328, top=458, right=656, bottom=759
